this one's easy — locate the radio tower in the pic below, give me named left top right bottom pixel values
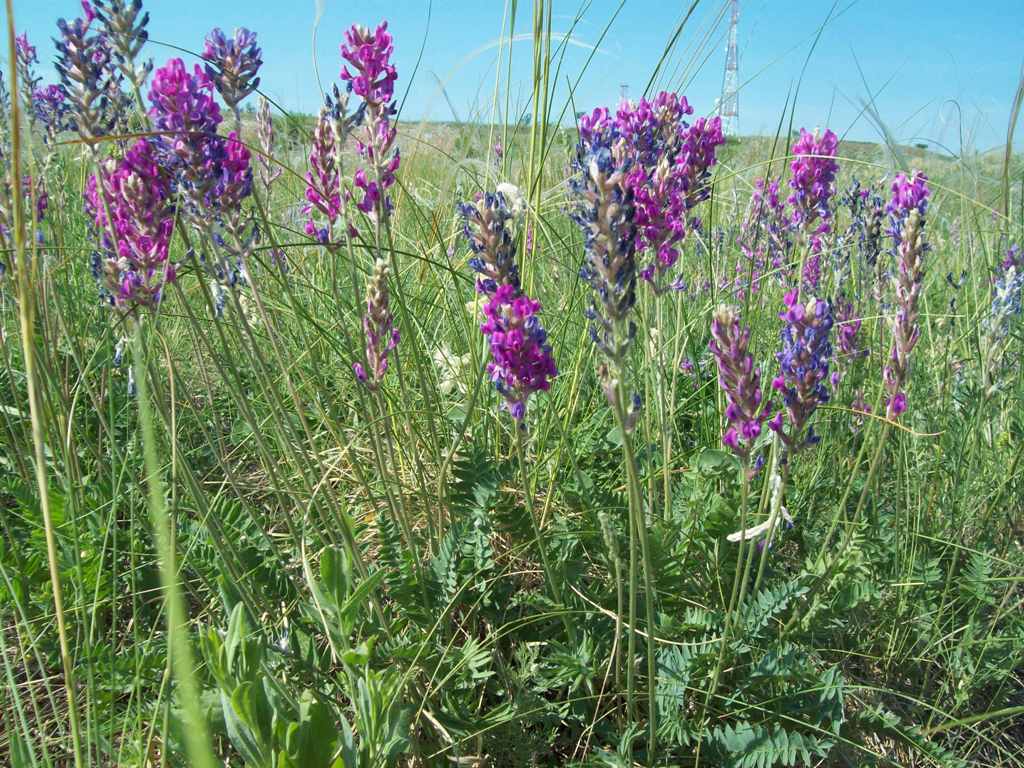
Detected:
left=719, top=0, right=739, bottom=137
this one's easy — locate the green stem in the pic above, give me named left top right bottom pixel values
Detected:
left=609, top=370, right=658, bottom=761
left=5, top=8, right=83, bottom=765
left=132, top=324, right=218, bottom=768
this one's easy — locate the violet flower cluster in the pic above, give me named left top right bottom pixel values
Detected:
left=841, top=178, right=885, bottom=268
left=612, top=93, right=725, bottom=290
left=85, top=138, right=176, bottom=313
left=341, top=22, right=400, bottom=219
left=709, top=304, right=772, bottom=460
left=570, top=108, right=639, bottom=362
left=768, top=292, right=834, bottom=453
left=787, top=128, right=839, bottom=250
left=457, top=192, right=521, bottom=295
left=354, top=259, right=400, bottom=390
left=831, top=296, right=867, bottom=386
left=479, top=283, right=558, bottom=421
left=882, top=171, right=929, bottom=419
left=32, top=85, right=74, bottom=139
left=149, top=57, right=253, bottom=309
left=54, top=7, right=122, bottom=143
left=304, top=101, right=350, bottom=246
left=147, top=58, right=223, bottom=209
left=203, top=27, right=262, bottom=122
left=93, top=0, right=152, bottom=90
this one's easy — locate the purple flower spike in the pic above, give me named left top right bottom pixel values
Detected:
left=457, top=192, right=521, bottom=295
left=92, top=0, right=152, bottom=88
left=883, top=171, right=929, bottom=419
left=203, top=27, right=262, bottom=115
left=612, top=93, right=721, bottom=293
left=788, top=128, right=839, bottom=246
left=769, top=292, right=834, bottom=453
left=709, top=305, right=772, bottom=460
left=15, top=32, right=37, bottom=68
left=480, top=283, right=558, bottom=421
left=570, top=107, right=639, bottom=361
left=212, top=132, right=253, bottom=211
left=340, top=22, right=397, bottom=106
left=304, top=106, right=346, bottom=246
left=84, top=138, right=176, bottom=313
left=55, top=10, right=123, bottom=142
left=148, top=57, right=225, bottom=210
left=342, top=22, right=400, bottom=222
left=32, top=85, right=74, bottom=137
left=357, top=259, right=400, bottom=390
left=678, top=115, right=725, bottom=211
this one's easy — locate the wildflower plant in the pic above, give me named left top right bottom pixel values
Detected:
left=203, top=27, right=262, bottom=126
left=342, top=22, right=400, bottom=221
left=570, top=107, right=639, bottom=364
left=479, top=283, right=557, bottom=421
left=768, top=292, right=834, bottom=454
left=84, top=138, right=176, bottom=314
left=787, top=128, right=839, bottom=247
left=354, top=259, right=400, bottom=390
left=93, top=0, right=153, bottom=93
left=709, top=304, right=773, bottom=462
left=458, top=191, right=522, bottom=295
left=882, top=170, right=929, bottom=419
left=55, top=9, right=122, bottom=143
left=304, top=98, right=351, bottom=247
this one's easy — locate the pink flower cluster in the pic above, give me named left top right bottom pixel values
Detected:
left=612, top=93, right=724, bottom=290
left=85, top=138, right=176, bottom=311
left=340, top=22, right=397, bottom=105
left=342, top=22, right=400, bottom=219
left=303, top=109, right=344, bottom=244
left=709, top=305, right=771, bottom=458
left=787, top=128, right=839, bottom=246
left=480, top=284, right=558, bottom=420
left=148, top=58, right=222, bottom=177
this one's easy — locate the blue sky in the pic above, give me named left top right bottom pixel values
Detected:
left=5, top=0, right=1023, bottom=152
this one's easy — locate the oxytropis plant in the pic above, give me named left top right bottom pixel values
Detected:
left=882, top=170, right=929, bottom=419
left=148, top=57, right=254, bottom=311
left=342, top=22, right=400, bottom=222
left=458, top=191, right=555, bottom=421
left=85, top=138, right=176, bottom=315
left=788, top=128, right=839, bottom=288
left=614, top=92, right=725, bottom=292
left=768, top=292, right=834, bottom=455
left=709, top=304, right=773, bottom=464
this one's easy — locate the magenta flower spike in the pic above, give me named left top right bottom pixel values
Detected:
left=479, top=283, right=558, bottom=421
left=882, top=170, right=929, bottom=419
left=787, top=128, right=839, bottom=249
left=148, top=58, right=222, bottom=174
left=341, top=22, right=400, bottom=222
left=304, top=106, right=347, bottom=246
left=709, top=304, right=772, bottom=460
left=85, top=138, right=176, bottom=313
